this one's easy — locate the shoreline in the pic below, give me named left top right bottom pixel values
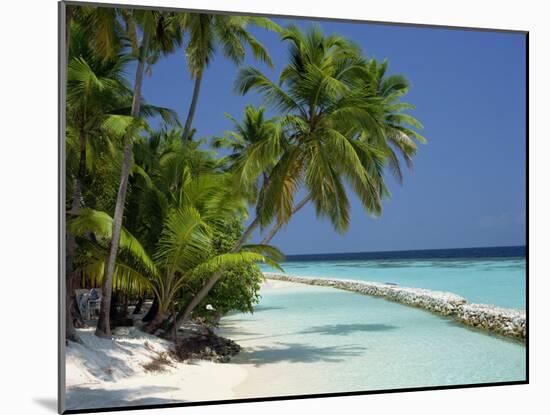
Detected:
left=263, top=272, right=526, bottom=342
left=64, top=280, right=300, bottom=410
left=65, top=327, right=247, bottom=411
left=65, top=277, right=525, bottom=410
left=218, top=278, right=525, bottom=398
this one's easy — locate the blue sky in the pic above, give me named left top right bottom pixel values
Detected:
left=139, top=17, right=526, bottom=255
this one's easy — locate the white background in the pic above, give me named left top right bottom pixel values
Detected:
left=0, top=0, right=546, bottom=414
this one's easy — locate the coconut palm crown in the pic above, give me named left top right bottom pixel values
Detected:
left=235, top=25, right=425, bottom=235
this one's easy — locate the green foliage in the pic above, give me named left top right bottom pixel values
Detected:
left=65, top=6, right=425, bottom=328
left=65, top=17, right=181, bottom=215
left=176, top=13, right=280, bottom=78
left=190, top=264, right=264, bottom=320
left=67, top=116, right=283, bottom=320
left=234, top=25, right=425, bottom=234
left=183, top=219, right=272, bottom=319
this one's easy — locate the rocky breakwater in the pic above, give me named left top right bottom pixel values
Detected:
left=456, top=303, right=526, bottom=340
left=264, top=273, right=526, bottom=342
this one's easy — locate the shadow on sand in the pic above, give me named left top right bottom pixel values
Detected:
left=65, top=385, right=183, bottom=411
left=300, top=323, right=398, bottom=336
left=218, top=323, right=263, bottom=337
left=252, top=306, right=285, bottom=313
left=239, top=342, right=367, bottom=366
left=69, top=344, right=136, bottom=382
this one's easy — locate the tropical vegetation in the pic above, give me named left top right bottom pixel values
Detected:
left=64, top=5, right=425, bottom=344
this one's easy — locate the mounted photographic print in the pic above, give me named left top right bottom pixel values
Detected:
left=59, top=1, right=528, bottom=413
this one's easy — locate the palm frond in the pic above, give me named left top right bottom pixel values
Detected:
left=67, top=208, right=157, bottom=274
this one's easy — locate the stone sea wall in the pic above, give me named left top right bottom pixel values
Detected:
left=263, top=272, right=526, bottom=342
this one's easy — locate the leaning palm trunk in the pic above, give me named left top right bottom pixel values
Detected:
left=144, top=309, right=167, bottom=334
left=144, top=281, right=171, bottom=334
left=96, top=32, right=150, bottom=337
left=182, top=69, right=203, bottom=141
left=172, top=195, right=311, bottom=336
left=142, top=295, right=159, bottom=322
left=95, top=136, right=134, bottom=336
left=260, top=195, right=311, bottom=245
left=171, top=216, right=261, bottom=337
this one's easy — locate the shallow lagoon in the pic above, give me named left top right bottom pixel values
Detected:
left=220, top=281, right=526, bottom=398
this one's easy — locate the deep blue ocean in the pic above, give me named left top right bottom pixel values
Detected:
left=284, top=245, right=526, bottom=262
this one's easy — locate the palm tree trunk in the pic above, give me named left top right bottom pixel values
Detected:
left=144, top=310, right=167, bottom=334
left=64, top=5, right=84, bottom=343
left=96, top=31, right=150, bottom=338
left=95, top=143, right=133, bottom=336
left=73, top=131, right=87, bottom=210
left=66, top=5, right=73, bottom=56
left=260, top=195, right=311, bottom=245
left=171, top=306, right=177, bottom=341
left=182, top=70, right=203, bottom=141
left=65, top=131, right=88, bottom=341
left=172, top=215, right=261, bottom=334
left=142, top=294, right=159, bottom=322
left=121, top=290, right=129, bottom=317
left=171, top=195, right=311, bottom=336
left=132, top=296, right=144, bottom=315
left=65, top=234, right=80, bottom=343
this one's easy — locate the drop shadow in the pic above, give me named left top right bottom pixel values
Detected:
left=300, top=323, right=398, bottom=336
left=34, top=398, right=57, bottom=412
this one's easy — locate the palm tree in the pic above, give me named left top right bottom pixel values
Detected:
left=66, top=24, right=131, bottom=211
left=64, top=10, right=181, bottom=341
left=96, top=9, right=182, bottom=337
left=65, top=20, right=131, bottom=341
left=153, top=131, right=282, bottom=331
left=66, top=15, right=180, bottom=218
left=147, top=174, right=282, bottom=335
left=173, top=24, right=425, bottom=328
left=258, top=58, right=427, bottom=245
left=356, top=58, right=426, bottom=182
left=177, top=13, right=281, bottom=141
left=69, top=133, right=283, bottom=338
left=212, top=105, right=284, bottom=205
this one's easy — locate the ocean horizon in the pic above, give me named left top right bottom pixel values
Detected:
left=221, top=244, right=527, bottom=396
left=262, top=245, right=526, bottom=309
left=59, top=3, right=528, bottom=410
left=283, top=245, right=526, bottom=261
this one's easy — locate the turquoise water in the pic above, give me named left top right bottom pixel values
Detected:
left=226, top=253, right=527, bottom=395
left=263, top=257, right=526, bottom=309
left=221, top=283, right=526, bottom=397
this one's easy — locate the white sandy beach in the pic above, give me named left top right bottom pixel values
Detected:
left=65, top=328, right=248, bottom=410
left=65, top=278, right=526, bottom=410
left=216, top=279, right=359, bottom=399
left=65, top=280, right=295, bottom=410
